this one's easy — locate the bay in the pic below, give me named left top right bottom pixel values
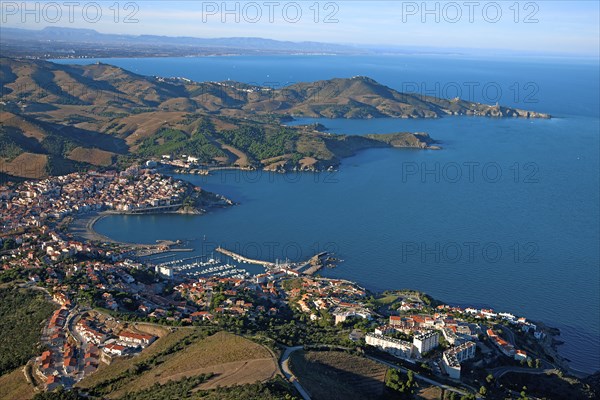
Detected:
left=57, top=55, right=600, bottom=374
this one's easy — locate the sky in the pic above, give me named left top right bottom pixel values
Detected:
left=2, top=1, right=599, bottom=57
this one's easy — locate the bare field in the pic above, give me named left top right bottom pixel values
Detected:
left=221, top=144, right=250, bottom=167
left=78, top=329, right=278, bottom=398
left=290, top=350, right=388, bottom=400
left=416, top=386, right=444, bottom=399
left=68, top=147, right=115, bottom=166
left=120, top=112, right=188, bottom=145
left=110, top=331, right=277, bottom=397
left=128, top=322, right=172, bottom=338
left=0, top=367, right=36, bottom=400
left=0, top=153, right=48, bottom=179
left=75, top=328, right=194, bottom=390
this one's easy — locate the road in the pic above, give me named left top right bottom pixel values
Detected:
left=495, top=324, right=516, bottom=346
left=365, top=355, right=472, bottom=397
left=490, top=366, right=557, bottom=380
left=279, top=346, right=312, bottom=400
left=65, top=307, right=88, bottom=384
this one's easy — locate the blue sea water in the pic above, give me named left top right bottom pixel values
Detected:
left=56, top=55, right=600, bottom=374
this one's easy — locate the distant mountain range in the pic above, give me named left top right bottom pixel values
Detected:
left=0, top=26, right=365, bottom=58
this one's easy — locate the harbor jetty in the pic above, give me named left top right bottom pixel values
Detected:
left=215, top=247, right=333, bottom=275
left=298, top=252, right=329, bottom=275
left=215, top=247, right=278, bottom=268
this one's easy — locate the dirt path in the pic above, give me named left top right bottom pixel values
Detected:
left=220, top=144, right=250, bottom=167
left=151, top=358, right=278, bottom=389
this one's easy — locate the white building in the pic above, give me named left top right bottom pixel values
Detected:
left=103, top=343, right=126, bottom=356
left=366, top=333, right=412, bottom=359
left=514, top=350, right=529, bottom=361
left=413, top=330, right=439, bottom=357
left=450, top=341, right=476, bottom=362
left=155, top=265, right=174, bottom=279
left=442, top=351, right=462, bottom=379
left=374, top=325, right=396, bottom=335
left=442, top=327, right=465, bottom=346
left=442, top=341, right=476, bottom=379
left=332, top=308, right=372, bottom=325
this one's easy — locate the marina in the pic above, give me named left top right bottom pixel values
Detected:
left=150, top=246, right=335, bottom=281
left=154, top=255, right=252, bottom=280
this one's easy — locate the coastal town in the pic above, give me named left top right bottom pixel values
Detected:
left=0, top=169, right=591, bottom=399
left=0, top=166, right=234, bottom=235
left=1, top=1, right=598, bottom=398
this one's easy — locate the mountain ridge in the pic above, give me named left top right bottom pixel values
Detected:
left=1, top=57, right=548, bottom=179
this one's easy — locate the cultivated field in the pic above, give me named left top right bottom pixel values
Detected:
left=290, top=350, right=388, bottom=400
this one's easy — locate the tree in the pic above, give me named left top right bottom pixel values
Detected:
left=407, top=369, right=414, bottom=384
left=479, top=386, right=488, bottom=396
left=2, top=238, right=17, bottom=250
left=485, top=373, right=494, bottom=384
left=386, top=369, right=402, bottom=391
left=386, top=369, right=415, bottom=398
left=527, top=358, right=534, bottom=368
left=520, top=390, right=528, bottom=399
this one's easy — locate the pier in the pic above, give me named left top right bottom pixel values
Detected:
left=215, top=247, right=332, bottom=274
left=215, top=247, right=277, bottom=268
left=296, top=252, right=329, bottom=275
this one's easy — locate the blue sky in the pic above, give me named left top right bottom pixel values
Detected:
left=3, top=1, right=599, bottom=56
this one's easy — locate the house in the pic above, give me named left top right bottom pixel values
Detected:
left=190, top=311, right=213, bottom=321
left=63, top=357, right=77, bottom=373
left=374, top=325, right=396, bottom=335
left=514, top=350, right=529, bottom=361
left=118, top=331, right=155, bottom=346
left=103, top=343, right=126, bottom=356
left=487, top=329, right=515, bottom=357
left=442, top=351, right=461, bottom=379
left=76, top=320, right=106, bottom=344
left=46, top=375, right=61, bottom=391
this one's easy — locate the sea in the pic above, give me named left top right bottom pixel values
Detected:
left=54, top=54, right=600, bottom=374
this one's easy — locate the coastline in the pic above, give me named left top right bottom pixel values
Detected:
left=68, top=211, right=179, bottom=249
left=69, top=211, right=117, bottom=244
left=71, top=210, right=586, bottom=378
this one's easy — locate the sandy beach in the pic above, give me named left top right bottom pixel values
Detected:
left=68, top=211, right=179, bottom=249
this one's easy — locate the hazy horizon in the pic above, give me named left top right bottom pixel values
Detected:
left=2, top=1, right=599, bottom=58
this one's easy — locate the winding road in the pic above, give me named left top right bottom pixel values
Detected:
left=490, top=366, right=557, bottom=380
left=280, top=346, right=312, bottom=400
